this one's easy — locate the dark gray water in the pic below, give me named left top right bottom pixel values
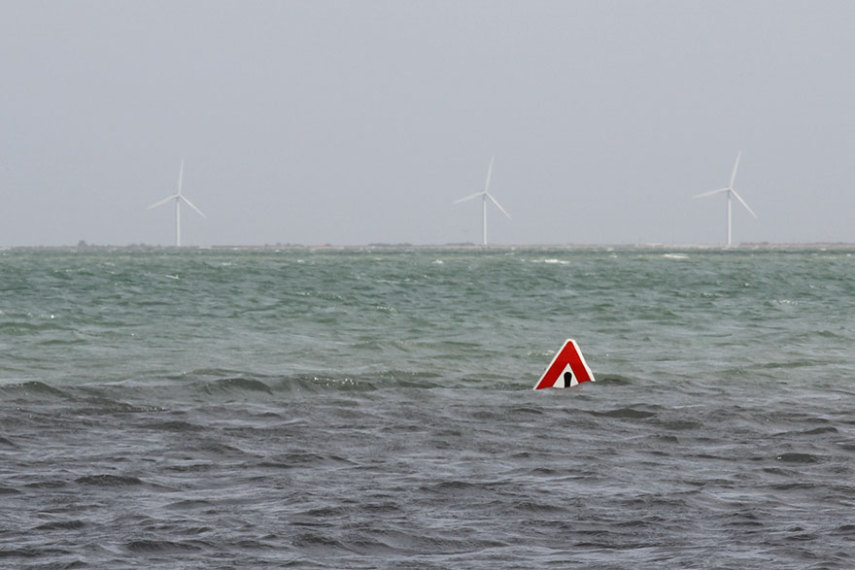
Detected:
left=1, top=247, right=854, bottom=568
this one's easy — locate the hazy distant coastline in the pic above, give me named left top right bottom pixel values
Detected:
left=4, top=242, right=855, bottom=253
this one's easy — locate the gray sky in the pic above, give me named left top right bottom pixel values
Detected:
left=2, top=0, right=854, bottom=246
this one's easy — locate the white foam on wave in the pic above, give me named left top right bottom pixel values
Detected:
left=532, top=258, right=570, bottom=265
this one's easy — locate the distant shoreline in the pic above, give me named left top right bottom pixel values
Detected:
left=3, top=242, right=855, bottom=252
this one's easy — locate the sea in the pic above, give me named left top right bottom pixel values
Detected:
left=1, top=245, right=854, bottom=569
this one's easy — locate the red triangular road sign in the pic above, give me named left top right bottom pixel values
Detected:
left=533, top=339, right=595, bottom=390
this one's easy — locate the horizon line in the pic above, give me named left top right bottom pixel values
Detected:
left=3, top=241, right=855, bottom=251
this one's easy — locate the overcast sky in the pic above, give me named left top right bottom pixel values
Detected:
left=2, top=1, right=854, bottom=247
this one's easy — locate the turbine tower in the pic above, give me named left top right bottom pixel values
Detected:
left=694, top=151, right=757, bottom=246
left=454, top=157, right=511, bottom=245
left=147, top=159, right=206, bottom=246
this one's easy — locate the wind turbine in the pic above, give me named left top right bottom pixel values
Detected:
left=694, top=151, right=757, bottom=246
left=453, top=157, right=511, bottom=245
left=147, top=159, right=206, bottom=246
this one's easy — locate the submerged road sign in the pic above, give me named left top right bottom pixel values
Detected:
left=533, top=339, right=595, bottom=390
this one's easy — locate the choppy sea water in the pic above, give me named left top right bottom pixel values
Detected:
left=1, top=246, right=854, bottom=569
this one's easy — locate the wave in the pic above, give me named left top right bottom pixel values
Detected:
left=0, top=366, right=649, bottom=408
left=0, top=380, right=71, bottom=399
left=75, top=474, right=145, bottom=487
left=0, top=368, right=460, bottom=407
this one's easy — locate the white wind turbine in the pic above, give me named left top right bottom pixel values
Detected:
left=694, top=151, right=757, bottom=246
left=147, top=159, right=206, bottom=246
left=453, top=157, right=511, bottom=245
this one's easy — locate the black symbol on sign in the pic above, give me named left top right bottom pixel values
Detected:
left=563, top=371, right=573, bottom=387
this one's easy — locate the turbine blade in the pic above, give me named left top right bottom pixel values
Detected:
left=729, top=151, right=741, bottom=188
left=453, top=191, right=485, bottom=204
left=484, top=157, right=494, bottom=192
left=177, top=159, right=185, bottom=194
left=147, top=194, right=178, bottom=209
left=693, top=188, right=729, bottom=199
left=180, top=195, right=206, bottom=218
left=730, top=189, right=758, bottom=219
left=487, top=192, right=511, bottom=219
